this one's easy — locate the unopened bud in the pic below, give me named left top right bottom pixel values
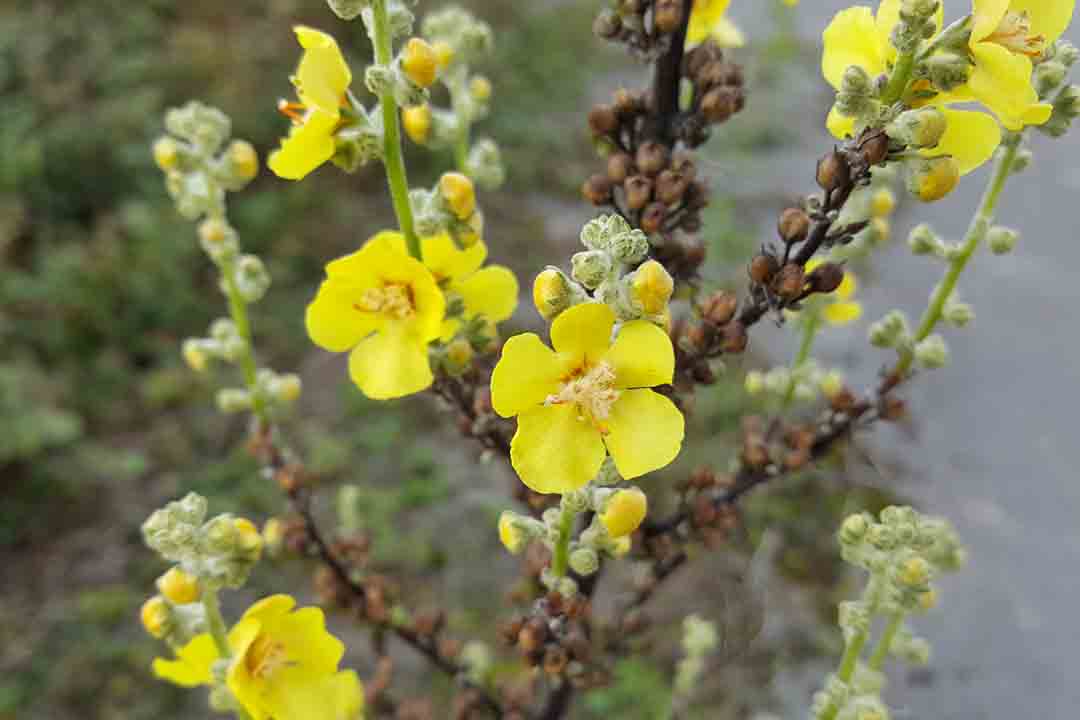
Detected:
left=906, top=156, right=959, bottom=203
left=153, top=136, right=181, bottom=172
left=226, top=140, right=258, bottom=182
left=326, top=0, right=368, bottom=21
left=914, top=334, right=949, bottom=369
left=600, top=488, right=648, bottom=538
left=925, top=52, right=972, bottom=92
left=571, top=250, right=613, bottom=289
left=943, top=301, right=974, bottom=328
left=403, top=105, right=433, bottom=144
left=140, top=596, right=172, bottom=639
left=498, top=512, right=529, bottom=554
left=987, top=226, right=1018, bottom=255
left=907, top=223, right=941, bottom=255
left=889, top=107, right=947, bottom=149
left=568, top=547, right=600, bottom=576
left=533, top=268, right=576, bottom=321
left=631, top=260, right=674, bottom=315
left=439, top=172, right=476, bottom=219
left=470, top=75, right=492, bottom=102
left=871, top=189, right=896, bottom=217
left=401, top=37, right=438, bottom=88
left=1035, top=61, right=1068, bottom=97
left=157, top=567, right=201, bottom=605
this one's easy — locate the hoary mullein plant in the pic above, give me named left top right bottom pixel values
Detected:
left=139, top=0, right=1080, bottom=718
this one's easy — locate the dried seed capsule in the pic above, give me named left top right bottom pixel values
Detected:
left=635, top=141, right=669, bottom=176
left=777, top=207, right=811, bottom=244
left=593, top=9, right=622, bottom=38
left=808, top=262, right=845, bottom=294
left=654, top=0, right=685, bottom=33
left=613, top=87, right=643, bottom=116
left=624, top=175, right=654, bottom=210
left=701, top=86, right=738, bottom=123
left=582, top=174, right=613, bottom=205
left=607, top=152, right=635, bottom=184
left=588, top=104, right=619, bottom=136
left=700, top=290, right=737, bottom=327
left=641, top=202, right=667, bottom=233
left=720, top=320, right=748, bottom=353
left=518, top=618, right=548, bottom=653
left=860, top=131, right=891, bottom=166
left=670, top=151, right=697, bottom=181
left=656, top=168, right=690, bottom=204
left=748, top=254, right=779, bottom=284
left=773, top=263, right=806, bottom=301
left=816, top=150, right=852, bottom=193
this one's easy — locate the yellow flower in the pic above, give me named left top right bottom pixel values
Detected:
left=141, top=596, right=171, bottom=639
left=439, top=172, right=477, bottom=220
left=401, top=37, right=438, bottom=88
left=498, top=511, right=528, bottom=554
left=157, top=567, right=201, bottom=605
left=491, top=303, right=684, bottom=494
left=600, top=488, right=648, bottom=538
left=687, top=0, right=745, bottom=48
left=371, top=232, right=518, bottom=342
left=268, top=26, right=352, bottom=181
left=402, top=104, right=433, bottom=144
left=153, top=595, right=361, bottom=720
left=960, top=0, right=1073, bottom=129
left=822, top=1, right=1002, bottom=175
left=806, top=260, right=862, bottom=326
left=470, top=76, right=493, bottom=102
left=306, top=232, right=446, bottom=400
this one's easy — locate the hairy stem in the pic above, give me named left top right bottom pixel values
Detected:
left=220, top=258, right=265, bottom=419
left=202, top=588, right=253, bottom=720
left=880, top=49, right=916, bottom=105
left=896, top=134, right=1021, bottom=376
left=783, top=313, right=820, bottom=408
left=868, top=610, right=906, bottom=671
left=372, top=0, right=421, bottom=260
left=550, top=501, right=576, bottom=579
left=820, top=576, right=883, bottom=720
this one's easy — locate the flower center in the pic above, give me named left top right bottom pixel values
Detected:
left=245, top=633, right=291, bottom=680
left=355, top=283, right=415, bottom=319
left=986, top=11, right=1044, bottom=57
left=546, top=362, right=621, bottom=432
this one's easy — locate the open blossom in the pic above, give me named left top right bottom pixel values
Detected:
left=491, top=303, right=684, bottom=494
left=822, top=1, right=1002, bottom=175
left=962, top=0, right=1074, bottom=130
left=306, top=232, right=445, bottom=400
left=371, top=232, right=518, bottom=341
left=269, top=26, right=352, bottom=180
left=153, top=595, right=363, bottom=720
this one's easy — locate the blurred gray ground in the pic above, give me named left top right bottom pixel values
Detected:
left=729, top=3, right=1080, bottom=718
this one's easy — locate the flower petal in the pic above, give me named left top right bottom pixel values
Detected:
left=348, top=324, right=434, bottom=399
left=1011, top=0, right=1075, bottom=45
left=921, top=107, right=1002, bottom=175
left=687, top=0, right=732, bottom=45
left=491, top=333, right=563, bottom=418
left=603, top=389, right=684, bottom=480
left=240, top=594, right=297, bottom=624
left=604, top=320, right=675, bottom=389
left=294, top=26, right=352, bottom=113
left=822, top=7, right=887, bottom=89
left=510, top=404, right=606, bottom=494
left=274, top=607, right=344, bottom=675
left=267, top=110, right=338, bottom=181
left=971, top=0, right=1012, bottom=43
left=152, top=634, right=219, bottom=688
left=550, top=302, right=615, bottom=365
left=827, top=105, right=858, bottom=139
left=457, top=265, right=519, bottom=324
left=421, top=234, right=487, bottom=282
left=968, top=42, right=1042, bottom=130
left=823, top=301, right=863, bottom=326
left=836, top=269, right=857, bottom=302
left=305, top=278, right=382, bottom=352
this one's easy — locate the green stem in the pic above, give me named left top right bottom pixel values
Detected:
left=372, top=0, right=421, bottom=260
left=220, top=259, right=266, bottom=419
left=869, top=610, right=906, bottom=671
left=782, top=313, right=819, bottom=408
left=881, top=50, right=916, bottom=105
left=202, top=587, right=232, bottom=659
left=896, top=134, right=1021, bottom=375
left=550, top=502, right=577, bottom=579
left=819, top=576, right=884, bottom=720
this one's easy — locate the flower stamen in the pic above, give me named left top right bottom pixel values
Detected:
left=277, top=99, right=306, bottom=123
left=987, top=11, right=1045, bottom=57
left=245, top=634, right=292, bottom=680
left=354, top=283, right=415, bottom=319
left=546, top=362, right=620, bottom=433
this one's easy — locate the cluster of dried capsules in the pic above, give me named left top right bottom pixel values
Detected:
left=593, top=0, right=694, bottom=59
left=501, top=592, right=601, bottom=689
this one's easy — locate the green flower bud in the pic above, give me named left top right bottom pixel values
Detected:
left=924, top=52, right=972, bottom=92
left=569, top=547, right=600, bottom=576
left=914, top=334, right=949, bottom=369
left=839, top=513, right=870, bottom=545
left=1011, top=148, right=1033, bottom=174
left=889, top=107, right=947, bottom=149
left=1034, top=61, right=1068, bottom=97
left=365, top=65, right=396, bottom=96
left=1055, top=41, right=1080, bottom=68
left=233, top=255, right=271, bottom=303
left=835, top=65, right=877, bottom=120
left=868, top=310, right=910, bottom=348
left=327, top=0, right=369, bottom=20
left=579, top=214, right=631, bottom=251
left=216, top=388, right=252, bottom=414
left=744, top=370, right=765, bottom=395
left=609, top=228, right=650, bottom=265
left=571, top=250, right=613, bottom=290
left=988, top=226, right=1019, bottom=255
left=464, top=138, right=505, bottom=191
left=943, top=300, right=974, bottom=328
left=197, top=218, right=239, bottom=264
left=907, top=224, right=942, bottom=255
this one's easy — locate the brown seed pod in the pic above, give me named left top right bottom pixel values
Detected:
left=777, top=207, right=811, bottom=244
left=816, top=150, right=852, bottom=193
left=701, top=86, right=739, bottom=123
left=749, top=254, right=779, bottom=284
left=641, top=202, right=668, bottom=234
left=613, top=87, right=644, bottom=116
left=808, top=261, right=845, bottom=294
left=624, top=175, right=654, bottom=210
left=517, top=618, right=548, bottom=653
left=690, top=465, right=717, bottom=488
left=700, top=290, right=737, bottom=327
left=773, top=262, right=806, bottom=301
left=670, top=151, right=697, bottom=181
left=636, top=140, right=670, bottom=176
left=593, top=10, right=622, bottom=39
left=656, top=168, right=690, bottom=204
left=607, top=152, right=635, bottom=184
left=582, top=174, right=613, bottom=205
left=860, top=131, right=891, bottom=166
left=588, top=104, right=619, bottom=136
left=720, top=320, right=748, bottom=353
left=542, top=646, right=570, bottom=676
left=653, top=0, right=685, bottom=33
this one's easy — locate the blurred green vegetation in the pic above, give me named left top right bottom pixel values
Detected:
left=0, top=1, right=892, bottom=718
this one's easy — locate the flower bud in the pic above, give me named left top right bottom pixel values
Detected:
left=262, top=517, right=285, bottom=556
left=914, top=334, right=949, bottom=369
left=835, top=65, right=876, bottom=119
left=871, top=189, right=896, bottom=217
left=326, top=0, right=368, bottom=21
left=925, top=52, right=972, bottom=92
left=197, top=218, right=239, bottom=263
left=401, top=38, right=438, bottom=88
left=225, top=140, right=259, bottom=182
left=868, top=310, right=909, bottom=348
left=182, top=339, right=211, bottom=372
left=631, top=260, right=674, bottom=315
left=498, top=511, right=528, bottom=554
left=470, top=75, right=492, bottom=102
left=907, top=223, right=942, bottom=255
left=403, top=105, right=433, bottom=144
left=533, top=267, right=576, bottom=320
left=157, top=567, right=201, bottom=605
left=600, top=488, right=648, bottom=538
left=839, top=513, right=870, bottom=545
left=140, top=595, right=172, bottom=639
left=889, top=107, right=947, bottom=149
left=744, top=370, right=765, bottom=395
left=1035, top=61, right=1068, bottom=97
left=568, top=547, right=600, bottom=576
left=153, top=136, right=181, bottom=172
left=943, top=301, right=974, bottom=328
left=571, top=250, right=613, bottom=289
left=431, top=40, right=455, bottom=69
left=445, top=337, right=474, bottom=370
left=987, top=226, right=1019, bottom=255
left=906, top=156, right=959, bottom=203
left=234, top=518, right=263, bottom=556
left=439, top=171, right=476, bottom=219
left=609, top=535, right=632, bottom=558
left=216, top=388, right=252, bottom=413
left=817, top=151, right=851, bottom=193
left=234, top=254, right=271, bottom=303
left=778, top=207, right=810, bottom=244
left=896, top=555, right=932, bottom=589
left=608, top=229, right=649, bottom=264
